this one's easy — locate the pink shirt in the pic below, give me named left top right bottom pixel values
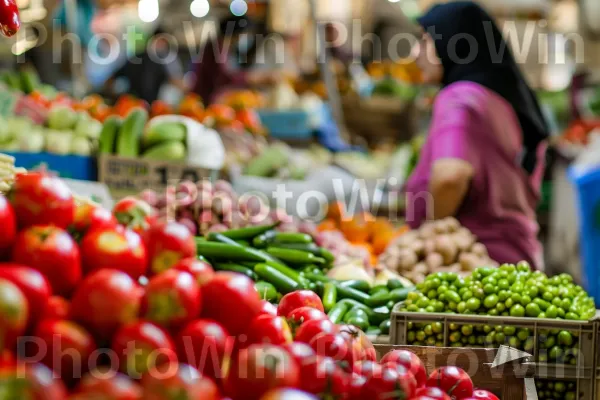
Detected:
left=405, top=82, right=545, bottom=269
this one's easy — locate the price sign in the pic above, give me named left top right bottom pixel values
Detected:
left=97, top=155, right=218, bottom=197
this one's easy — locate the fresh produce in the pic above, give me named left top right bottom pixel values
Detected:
left=398, top=263, right=596, bottom=373
left=145, top=221, right=196, bottom=275
left=0, top=278, right=28, bottom=349
left=71, top=371, right=142, bottom=400
left=140, top=362, right=220, bottom=400
left=535, top=379, right=578, bottom=400
left=0, top=194, right=16, bottom=258
left=115, top=108, right=148, bottom=158
left=378, top=217, right=496, bottom=283
left=426, top=367, right=474, bottom=399
left=0, top=265, right=51, bottom=330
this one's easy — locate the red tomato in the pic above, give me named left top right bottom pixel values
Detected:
left=225, top=344, right=300, bottom=400
left=43, top=296, right=69, bottom=321
left=260, top=388, right=318, bottom=400
left=0, top=363, right=67, bottom=400
left=72, top=370, right=142, bottom=400
left=466, top=389, right=500, bottom=400
left=338, top=324, right=377, bottom=366
left=111, top=321, right=177, bottom=379
left=415, top=387, right=452, bottom=400
left=286, top=307, right=327, bottom=335
left=146, top=221, right=196, bottom=275
left=236, top=109, right=262, bottom=133
left=282, top=342, right=315, bottom=368
left=201, top=272, right=262, bottom=337
left=384, top=363, right=418, bottom=398
left=0, top=265, right=51, bottom=330
left=298, top=355, right=349, bottom=397
left=12, top=225, right=81, bottom=297
left=260, top=300, right=277, bottom=316
left=80, top=226, right=147, bottom=280
left=348, top=372, right=367, bottom=400
left=176, top=319, right=232, bottom=381
left=0, top=350, right=15, bottom=368
left=10, top=172, right=75, bottom=229
left=173, top=257, right=215, bottom=286
left=72, top=202, right=117, bottom=235
left=0, top=195, right=16, bottom=259
left=352, top=360, right=381, bottom=377
left=70, top=269, right=142, bottom=342
left=141, top=363, right=220, bottom=400
left=362, top=366, right=410, bottom=400
left=426, top=367, right=474, bottom=400
left=33, top=319, right=96, bottom=382
left=380, top=349, right=427, bottom=388
left=309, top=333, right=350, bottom=365
left=0, top=278, right=28, bottom=350
left=294, top=319, right=336, bottom=343
left=112, top=197, right=154, bottom=234
left=246, top=315, right=293, bottom=346
left=277, top=290, right=324, bottom=317
left=207, top=104, right=236, bottom=125
left=141, top=270, right=201, bottom=329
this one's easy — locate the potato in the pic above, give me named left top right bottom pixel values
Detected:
left=470, top=242, right=489, bottom=258
left=397, top=249, right=419, bottom=271
left=425, top=253, right=444, bottom=271
left=409, top=239, right=425, bottom=258
left=383, top=257, right=399, bottom=271
left=435, top=235, right=459, bottom=265
left=459, top=252, right=480, bottom=271
left=418, top=222, right=437, bottom=240
left=412, top=273, right=427, bottom=283
left=394, top=231, right=418, bottom=248
left=453, top=233, right=475, bottom=252
left=434, top=219, right=450, bottom=234
left=413, top=262, right=428, bottom=275
left=423, top=239, right=437, bottom=256
left=445, top=217, right=460, bottom=233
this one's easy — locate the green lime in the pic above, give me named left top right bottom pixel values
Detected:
left=495, top=303, right=506, bottom=312
left=517, top=328, right=530, bottom=341
left=462, top=290, right=473, bottom=301
left=508, top=337, right=521, bottom=349
left=424, top=324, right=433, bottom=336
left=417, top=298, right=430, bottom=308
left=545, top=305, right=558, bottom=319
left=449, top=323, right=459, bottom=331
left=485, top=332, right=496, bottom=346
left=498, top=290, right=509, bottom=302
left=426, top=337, right=437, bottom=346
left=561, top=298, right=571, bottom=309
left=437, top=286, right=448, bottom=296
left=511, top=283, right=524, bottom=293
left=483, top=325, right=492, bottom=333
left=427, top=289, right=438, bottom=299
left=510, top=304, right=525, bottom=317
left=543, top=336, right=556, bottom=349
left=524, top=337, right=534, bottom=352
left=520, top=295, right=532, bottom=307
left=425, top=306, right=435, bottom=313
left=434, top=301, right=445, bottom=312
left=483, top=294, right=499, bottom=309
left=472, top=287, right=485, bottom=299
left=416, top=330, right=426, bottom=341
left=488, top=309, right=499, bottom=316
left=495, top=332, right=506, bottom=344
left=526, top=303, right=541, bottom=317
left=466, top=298, right=481, bottom=311
left=505, top=298, right=514, bottom=308
left=533, top=298, right=550, bottom=311
left=554, top=382, right=566, bottom=393
left=429, top=278, right=441, bottom=289
left=432, top=322, right=443, bottom=334
left=558, top=331, right=573, bottom=346
left=445, top=290, right=461, bottom=304
left=457, top=301, right=467, bottom=314
left=538, top=312, right=546, bottom=319
left=449, top=331, right=462, bottom=343
left=407, top=305, right=419, bottom=312
left=566, top=312, right=579, bottom=320
left=407, top=331, right=416, bottom=342
left=498, top=279, right=510, bottom=290
left=557, top=308, right=566, bottom=318
left=549, top=345, right=563, bottom=361
left=483, top=284, right=496, bottom=295
left=503, top=326, right=516, bottom=336
left=461, top=325, right=473, bottom=336
left=526, top=286, right=539, bottom=298
left=542, top=291, right=554, bottom=302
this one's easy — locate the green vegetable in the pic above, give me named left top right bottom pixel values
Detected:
left=219, top=224, right=280, bottom=240
left=266, top=247, right=326, bottom=265
left=366, top=292, right=393, bottom=308
left=262, top=261, right=307, bottom=287
left=271, top=233, right=313, bottom=244
left=252, top=231, right=277, bottom=248
left=318, top=248, right=335, bottom=264
left=207, top=232, right=243, bottom=246
left=390, top=287, right=414, bottom=303
left=339, top=280, right=371, bottom=292
left=335, top=283, right=370, bottom=303
left=328, top=301, right=350, bottom=324
left=387, top=279, right=406, bottom=290
left=254, top=264, right=300, bottom=294
left=347, top=315, right=369, bottom=331
left=369, top=285, right=389, bottom=296
left=196, top=241, right=266, bottom=262
left=255, top=281, right=278, bottom=302
left=322, top=283, right=337, bottom=312
left=214, top=263, right=258, bottom=280
left=379, top=319, right=391, bottom=335
left=344, top=307, right=369, bottom=323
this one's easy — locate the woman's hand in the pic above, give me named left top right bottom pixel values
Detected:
left=429, top=158, right=474, bottom=219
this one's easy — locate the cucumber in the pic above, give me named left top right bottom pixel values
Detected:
left=214, top=263, right=258, bottom=280
left=327, top=302, right=350, bottom=324
left=116, top=108, right=148, bottom=157
left=254, top=264, right=300, bottom=294
left=142, top=122, right=186, bottom=148
left=255, top=281, right=278, bottom=302
left=98, top=116, right=122, bottom=154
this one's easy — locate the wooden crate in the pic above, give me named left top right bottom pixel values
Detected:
left=374, top=345, right=536, bottom=400
left=341, top=96, right=417, bottom=147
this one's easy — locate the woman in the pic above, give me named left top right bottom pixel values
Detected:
left=405, top=1, right=549, bottom=269
left=192, top=16, right=279, bottom=104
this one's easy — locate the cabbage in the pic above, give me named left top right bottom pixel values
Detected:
left=74, top=115, right=102, bottom=139
left=17, top=128, right=44, bottom=153
left=45, top=130, right=72, bottom=155
left=70, top=136, right=92, bottom=156
left=47, top=105, right=78, bottom=130
left=7, top=116, right=32, bottom=137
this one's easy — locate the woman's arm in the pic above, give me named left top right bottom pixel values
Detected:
left=430, top=158, right=474, bottom=219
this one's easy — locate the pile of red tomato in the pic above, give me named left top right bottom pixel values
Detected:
left=0, top=171, right=499, bottom=400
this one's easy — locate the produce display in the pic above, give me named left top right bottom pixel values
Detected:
left=0, top=153, right=25, bottom=192
left=0, top=110, right=102, bottom=156
left=378, top=217, right=496, bottom=283
left=195, top=224, right=414, bottom=336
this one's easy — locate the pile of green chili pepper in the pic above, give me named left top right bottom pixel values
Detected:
left=196, top=224, right=416, bottom=336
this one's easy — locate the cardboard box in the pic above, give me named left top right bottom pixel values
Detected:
left=97, top=154, right=218, bottom=198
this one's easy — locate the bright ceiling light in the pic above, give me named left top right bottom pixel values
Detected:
left=190, top=0, right=210, bottom=18
left=138, top=0, right=159, bottom=23
left=230, top=0, right=248, bottom=16
left=388, top=0, right=401, bottom=3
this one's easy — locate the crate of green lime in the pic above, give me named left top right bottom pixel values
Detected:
left=390, top=263, right=599, bottom=400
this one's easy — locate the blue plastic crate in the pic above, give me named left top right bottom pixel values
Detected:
left=569, top=164, right=600, bottom=305
left=257, top=109, right=313, bottom=140
left=5, top=152, right=97, bottom=181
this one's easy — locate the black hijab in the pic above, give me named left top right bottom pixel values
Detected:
left=418, top=1, right=549, bottom=174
